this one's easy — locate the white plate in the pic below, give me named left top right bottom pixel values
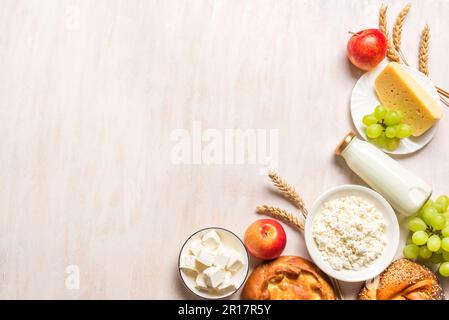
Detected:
left=350, top=60, right=440, bottom=155
left=304, top=185, right=399, bottom=282
left=178, top=227, right=249, bottom=299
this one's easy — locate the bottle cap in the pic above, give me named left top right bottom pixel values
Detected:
left=335, top=131, right=356, bottom=156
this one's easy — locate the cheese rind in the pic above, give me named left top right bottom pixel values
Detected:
left=374, top=62, right=442, bottom=137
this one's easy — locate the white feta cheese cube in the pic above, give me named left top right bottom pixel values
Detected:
left=213, top=251, right=230, bottom=269
left=179, top=254, right=197, bottom=274
left=196, top=248, right=216, bottom=267
left=226, top=250, right=243, bottom=272
left=203, top=267, right=226, bottom=288
left=218, top=272, right=237, bottom=294
left=214, top=243, right=226, bottom=254
left=189, top=239, right=202, bottom=256
left=195, top=273, right=208, bottom=291
left=201, top=230, right=221, bottom=250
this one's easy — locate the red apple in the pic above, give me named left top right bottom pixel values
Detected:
left=347, top=28, right=387, bottom=71
left=244, top=219, right=286, bottom=260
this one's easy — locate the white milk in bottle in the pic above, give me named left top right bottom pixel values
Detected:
left=335, top=132, right=431, bottom=216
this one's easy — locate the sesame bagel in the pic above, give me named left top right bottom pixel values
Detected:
left=359, top=258, right=444, bottom=300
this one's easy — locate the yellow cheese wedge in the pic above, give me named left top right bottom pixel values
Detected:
left=375, top=62, right=442, bottom=137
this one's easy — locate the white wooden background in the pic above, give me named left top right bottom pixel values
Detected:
left=1, top=0, right=449, bottom=299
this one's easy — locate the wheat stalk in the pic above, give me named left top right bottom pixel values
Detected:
left=419, top=24, right=430, bottom=75
left=379, top=4, right=401, bottom=62
left=393, top=3, right=412, bottom=63
left=268, top=171, right=308, bottom=218
left=393, top=3, right=411, bottom=52
left=256, top=205, right=304, bottom=231
left=378, top=4, right=388, bottom=38
left=260, top=173, right=344, bottom=300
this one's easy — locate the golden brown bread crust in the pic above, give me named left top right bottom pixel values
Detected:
left=242, top=256, right=336, bottom=300
left=359, top=258, right=444, bottom=300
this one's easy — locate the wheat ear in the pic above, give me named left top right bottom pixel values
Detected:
left=268, top=171, right=308, bottom=218
left=379, top=4, right=401, bottom=62
left=393, top=3, right=411, bottom=51
left=393, top=3, right=412, bottom=63
left=419, top=25, right=430, bottom=75
left=256, top=205, right=304, bottom=231
left=263, top=174, right=344, bottom=300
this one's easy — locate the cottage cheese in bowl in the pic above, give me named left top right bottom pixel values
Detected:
left=304, top=185, right=399, bottom=282
left=312, top=196, right=387, bottom=271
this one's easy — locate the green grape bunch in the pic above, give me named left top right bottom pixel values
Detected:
left=362, top=105, right=413, bottom=151
left=403, top=195, right=449, bottom=277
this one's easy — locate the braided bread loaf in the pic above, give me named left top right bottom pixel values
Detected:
left=242, top=256, right=336, bottom=300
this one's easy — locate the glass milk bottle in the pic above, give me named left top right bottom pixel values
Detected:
left=335, top=132, right=432, bottom=216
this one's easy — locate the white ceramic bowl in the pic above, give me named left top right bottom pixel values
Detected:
left=178, top=227, right=249, bottom=299
left=304, top=185, right=399, bottom=282
left=350, top=60, right=441, bottom=155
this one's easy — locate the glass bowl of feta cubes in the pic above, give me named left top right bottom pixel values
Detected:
left=178, top=227, right=250, bottom=299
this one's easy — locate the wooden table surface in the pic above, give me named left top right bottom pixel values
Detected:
left=1, top=0, right=449, bottom=299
